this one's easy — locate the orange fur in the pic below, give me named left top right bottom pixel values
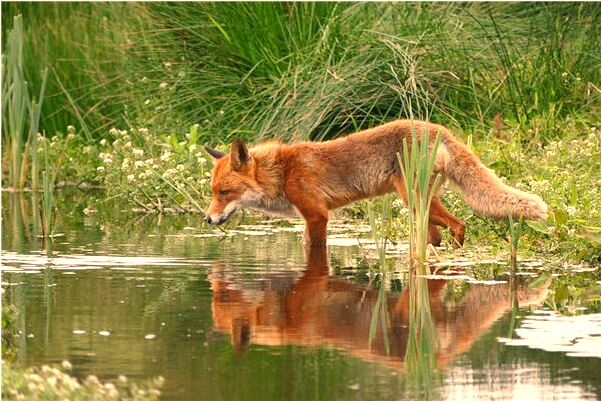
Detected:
left=204, top=120, right=548, bottom=247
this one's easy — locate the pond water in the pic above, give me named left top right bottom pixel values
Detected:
left=2, top=190, right=600, bottom=400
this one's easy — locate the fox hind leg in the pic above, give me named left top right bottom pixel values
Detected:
left=428, top=196, right=465, bottom=247
left=392, top=177, right=464, bottom=247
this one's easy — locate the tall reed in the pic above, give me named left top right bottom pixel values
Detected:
left=367, top=196, right=392, bottom=267
left=397, top=123, right=442, bottom=265
left=3, top=15, right=28, bottom=189
left=38, top=136, right=56, bottom=242
left=507, top=212, right=523, bottom=273
left=2, top=15, right=48, bottom=190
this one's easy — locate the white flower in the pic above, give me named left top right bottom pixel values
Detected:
left=200, top=179, right=208, bottom=185
left=97, top=166, right=105, bottom=172
left=61, top=360, right=72, bottom=370
left=119, top=129, right=128, bottom=136
left=47, top=376, right=58, bottom=387
left=127, top=174, right=135, bottom=182
left=122, top=158, right=130, bottom=169
left=67, top=133, right=76, bottom=140
left=100, top=139, right=107, bottom=146
left=109, top=128, right=119, bottom=136
left=160, top=152, right=171, bottom=161
left=159, top=82, right=168, bottom=89
left=176, top=164, right=184, bottom=171
left=197, top=157, right=207, bottom=165
left=134, top=160, right=144, bottom=168
left=164, top=62, right=172, bottom=69
left=189, top=144, right=197, bottom=152
left=138, top=127, right=149, bottom=136
left=141, top=76, right=148, bottom=82
left=162, top=168, right=177, bottom=178
left=133, top=148, right=144, bottom=158
left=112, top=139, right=120, bottom=147
left=144, top=99, right=151, bottom=105
left=566, top=206, right=577, bottom=217
left=67, top=125, right=76, bottom=133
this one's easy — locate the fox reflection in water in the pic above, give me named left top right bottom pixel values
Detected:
left=209, top=248, right=549, bottom=367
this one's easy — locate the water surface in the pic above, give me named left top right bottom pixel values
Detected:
left=2, top=190, right=600, bottom=400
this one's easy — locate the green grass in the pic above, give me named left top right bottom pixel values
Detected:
left=2, top=3, right=599, bottom=141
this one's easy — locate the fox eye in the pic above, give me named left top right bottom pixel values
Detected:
left=218, top=189, right=230, bottom=196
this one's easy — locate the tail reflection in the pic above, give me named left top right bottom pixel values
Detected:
left=209, top=247, right=549, bottom=367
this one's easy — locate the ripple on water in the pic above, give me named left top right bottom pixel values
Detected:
left=498, top=309, right=601, bottom=358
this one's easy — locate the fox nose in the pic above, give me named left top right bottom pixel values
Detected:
left=204, top=215, right=212, bottom=224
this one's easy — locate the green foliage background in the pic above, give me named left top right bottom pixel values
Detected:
left=2, top=2, right=599, bottom=141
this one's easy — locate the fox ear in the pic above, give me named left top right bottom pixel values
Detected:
left=204, top=146, right=226, bottom=159
left=230, top=138, right=250, bottom=171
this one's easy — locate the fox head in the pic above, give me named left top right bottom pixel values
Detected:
left=204, top=139, right=263, bottom=225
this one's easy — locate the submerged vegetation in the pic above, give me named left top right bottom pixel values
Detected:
left=1, top=2, right=600, bottom=263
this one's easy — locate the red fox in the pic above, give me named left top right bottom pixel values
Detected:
left=204, top=120, right=548, bottom=247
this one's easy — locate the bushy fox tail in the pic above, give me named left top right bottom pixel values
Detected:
left=439, top=132, right=548, bottom=221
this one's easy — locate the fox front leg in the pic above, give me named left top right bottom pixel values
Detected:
left=302, top=213, right=328, bottom=247
left=301, top=216, right=328, bottom=247
left=291, top=200, right=329, bottom=247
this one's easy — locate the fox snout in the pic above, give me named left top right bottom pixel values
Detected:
left=204, top=199, right=240, bottom=225
left=204, top=213, right=230, bottom=225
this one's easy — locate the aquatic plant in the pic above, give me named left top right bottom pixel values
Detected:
left=367, top=196, right=393, bottom=267
left=507, top=212, right=523, bottom=272
left=397, top=124, right=442, bottom=265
